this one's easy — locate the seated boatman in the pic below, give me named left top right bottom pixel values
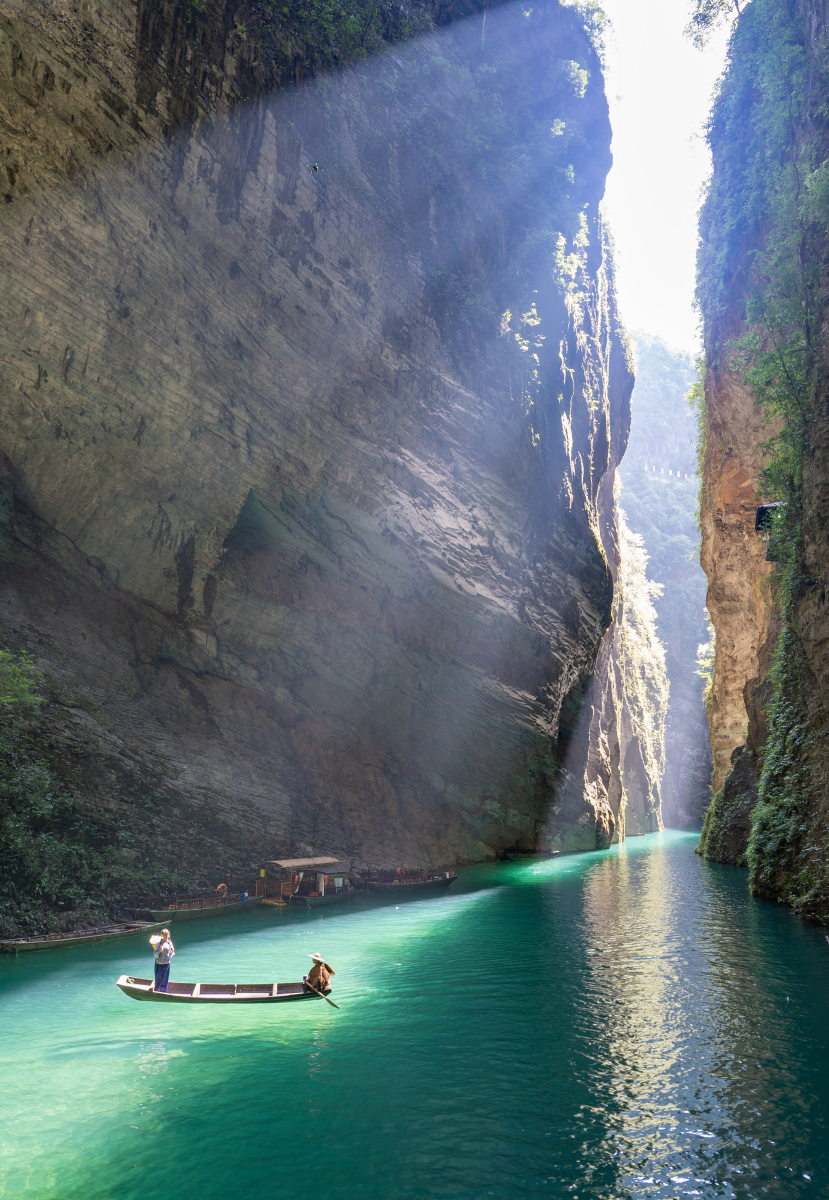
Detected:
left=304, top=951, right=335, bottom=993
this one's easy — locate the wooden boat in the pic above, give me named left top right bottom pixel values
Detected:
left=367, top=871, right=457, bottom=895
left=256, top=858, right=359, bottom=908
left=116, top=974, right=332, bottom=1003
left=292, top=887, right=366, bottom=908
left=0, top=921, right=165, bottom=954
left=132, top=892, right=265, bottom=922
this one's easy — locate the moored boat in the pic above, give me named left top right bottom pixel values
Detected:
left=0, top=921, right=165, bottom=954
left=116, top=974, right=332, bottom=1003
left=255, top=857, right=362, bottom=907
left=294, top=888, right=366, bottom=907
left=132, top=891, right=264, bottom=922
left=367, top=870, right=457, bottom=895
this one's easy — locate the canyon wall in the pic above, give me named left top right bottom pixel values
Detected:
left=697, top=0, right=829, bottom=920
left=0, top=0, right=632, bottom=931
left=606, top=510, right=667, bottom=841
left=619, top=336, right=712, bottom=830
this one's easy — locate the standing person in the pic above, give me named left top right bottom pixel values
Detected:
left=152, top=928, right=175, bottom=992
left=304, top=952, right=335, bottom=993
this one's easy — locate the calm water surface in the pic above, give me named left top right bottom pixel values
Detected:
left=1, top=832, right=827, bottom=1199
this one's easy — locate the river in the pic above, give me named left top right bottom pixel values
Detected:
left=1, top=831, right=826, bottom=1198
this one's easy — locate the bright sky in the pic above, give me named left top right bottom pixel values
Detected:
left=600, top=0, right=732, bottom=353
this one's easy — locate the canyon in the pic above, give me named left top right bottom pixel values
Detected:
left=0, top=0, right=648, bottom=932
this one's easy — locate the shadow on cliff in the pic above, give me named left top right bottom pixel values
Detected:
left=0, top=0, right=630, bottom=928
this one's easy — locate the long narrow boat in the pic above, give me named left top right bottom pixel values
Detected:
left=367, top=873, right=457, bottom=895
left=132, top=893, right=265, bottom=922
left=116, top=975, right=332, bottom=1003
left=0, top=921, right=165, bottom=954
left=292, top=888, right=366, bottom=908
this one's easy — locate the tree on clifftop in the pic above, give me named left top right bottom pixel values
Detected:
left=685, top=0, right=742, bottom=48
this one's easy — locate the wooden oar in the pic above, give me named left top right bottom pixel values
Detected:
left=305, top=977, right=340, bottom=1009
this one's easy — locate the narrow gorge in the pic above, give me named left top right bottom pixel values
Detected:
left=0, top=0, right=650, bottom=934
left=7, top=4, right=829, bottom=1193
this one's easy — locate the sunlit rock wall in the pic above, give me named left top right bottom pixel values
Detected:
left=571, top=510, right=667, bottom=852
left=697, top=0, right=829, bottom=918
left=618, top=337, right=712, bottom=830
left=0, top=0, right=631, bottom=885
left=699, top=365, right=777, bottom=801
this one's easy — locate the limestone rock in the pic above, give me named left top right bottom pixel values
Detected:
left=0, top=0, right=631, bottom=899
left=699, top=365, right=778, bottom=797
left=696, top=0, right=829, bottom=916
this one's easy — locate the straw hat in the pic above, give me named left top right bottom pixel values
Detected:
left=308, top=952, right=325, bottom=964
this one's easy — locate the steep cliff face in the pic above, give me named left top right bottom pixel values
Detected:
left=699, top=366, right=778, bottom=801
left=618, top=336, right=712, bottom=829
left=697, top=0, right=829, bottom=920
left=0, top=0, right=631, bottom=930
left=607, top=512, right=667, bottom=839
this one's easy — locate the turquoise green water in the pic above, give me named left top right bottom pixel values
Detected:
left=1, top=831, right=827, bottom=1198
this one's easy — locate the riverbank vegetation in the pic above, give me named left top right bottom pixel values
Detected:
left=0, top=646, right=182, bottom=936
left=0, top=640, right=256, bottom=936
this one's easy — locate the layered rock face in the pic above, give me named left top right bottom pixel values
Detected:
left=696, top=353, right=779, bottom=865
left=697, top=0, right=829, bottom=917
left=595, top=512, right=668, bottom=843
left=696, top=0, right=790, bottom=868
left=0, top=0, right=631, bottom=910
left=618, top=336, right=712, bottom=830
left=699, top=367, right=777, bottom=798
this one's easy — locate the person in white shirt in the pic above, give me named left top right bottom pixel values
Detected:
left=152, top=929, right=175, bottom=992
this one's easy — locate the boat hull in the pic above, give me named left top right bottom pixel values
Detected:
left=367, top=876, right=457, bottom=894
left=134, top=896, right=265, bottom=922
left=116, top=975, right=330, bottom=1003
left=292, top=890, right=366, bottom=907
left=0, top=922, right=165, bottom=953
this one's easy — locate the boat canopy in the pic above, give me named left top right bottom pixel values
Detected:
left=264, top=857, right=344, bottom=869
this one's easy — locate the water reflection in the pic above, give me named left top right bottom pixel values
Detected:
left=2, top=834, right=827, bottom=1199
left=551, top=838, right=827, bottom=1197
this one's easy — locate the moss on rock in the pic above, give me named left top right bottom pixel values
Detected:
left=697, top=746, right=759, bottom=866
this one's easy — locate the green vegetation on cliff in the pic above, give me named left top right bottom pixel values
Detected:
left=0, top=647, right=134, bottom=934
left=746, top=622, right=819, bottom=906
left=697, top=0, right=829, bottom=917
left=685, top=0, right=742, bottom=48
left=0, top=641, right=258, bottom=937
left=0, top=647, right=185, bottom=936
left=697, top=746, right=758, bottom=865
left=0, top=649, right=43, bottom=709
left=136, top=0, right=432, bottom=124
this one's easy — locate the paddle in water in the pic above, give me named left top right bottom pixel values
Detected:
left=305, top=979, right=339, bottom=1009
